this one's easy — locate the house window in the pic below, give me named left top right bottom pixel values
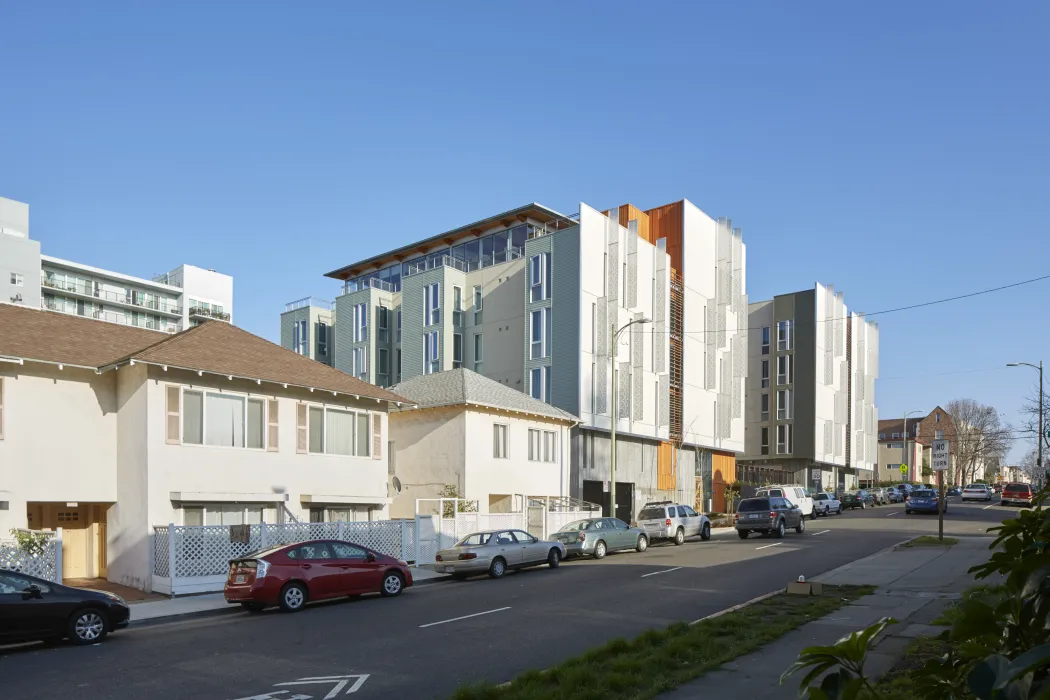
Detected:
left=424, top=330, right=440, bottom=374
left=761, top=427, right=769, bottom=455
left=352, top=347, right=367, bottom=381
left=378, top=348, right=389, bottom=380
left=528, top=429, right=557, bottom=463
left=879, top=432, right=885, bottom=439
left=325, top=408, right=355, bottom=455
left=493, top=423, right=508, bottom=459
left=453, top=286, right=463, bottom=327
left=247, top=398, right=265, bottom=449
left=353, top=303, right=368, bottom=342
left=309, top=406, right=324, bottom=453
left=777, top=320, right=793, bottom=351
left=777, top=424, right=792, bottom=454
left=777, top=355, right=792, bottom=385
left=531, top=308, right=550, bottom=359
left=531, top=366, right=550, bottom=402
left=10, top=273, right=23, bottom=287
left=357, top=413, right=370, bottom=457
left=473, top=285, right=482, bottom=325
left=206, top=393, right=246, bottom=447
left=425, top=282, right=441, bottom=325
left=935, top=413, right=941, bottom=423
left=317, top=322, right=329, bottom=357
left=453, top=333, right=463, bottom=369
left=761, top=360, right=769, bottom=388
left=473, top=333, right=483, bottom=372
left=183, top=504, right=264, bottom=527
left=761, top=327, right=770, bottom=355
left=760, top=393, right=769, bottom=422
left=530, top=252, right=550, bottom=302
left=183, top=390, right=204, bottom=444
left=777, top=389, right=792, bottom=420
left=377, top=307, right=389, bottom=343
left=293, top=320, right=308, bottom=355
left=891, top=432, right=900, bottom=439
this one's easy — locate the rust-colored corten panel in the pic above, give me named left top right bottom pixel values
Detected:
left=616, top=204, right=651, bottom=244
left=711, top=451, right=738, bottom=513
left=646, top=201, right=684, bottom=276
left=657, top=441, right=675, bottom=491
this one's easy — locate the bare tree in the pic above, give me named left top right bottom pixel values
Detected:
left=944, top=399, right=1011, bottom=485
left=1018, top=382, right=1049, bottom=453
left=1019, top=448, right=1039, bottom=480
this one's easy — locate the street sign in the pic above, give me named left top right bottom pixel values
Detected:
left=899, top=464, right=908, bottom=475
left=932, top=439, right=950, bottom=471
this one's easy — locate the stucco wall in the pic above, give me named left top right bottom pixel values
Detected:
left=387, top=405, right=466, bottom=518
left=108, top=363, right=150, bottom=589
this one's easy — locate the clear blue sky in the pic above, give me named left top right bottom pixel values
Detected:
left=2, top=2, right=1047, bottom=462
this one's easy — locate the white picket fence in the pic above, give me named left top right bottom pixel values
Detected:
left=0, top=530, right=63, bottom=583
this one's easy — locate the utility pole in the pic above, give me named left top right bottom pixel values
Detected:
left=610, top=317, right=651, bottom=521
left=1007, top=361, right=1044, bottom=487
left=902, top=410, right=923, bottom=485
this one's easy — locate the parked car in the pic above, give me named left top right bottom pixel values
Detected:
left=961, top=484, right=993, bottom=502
left=435, top=530, right=565, bottom=580
left=224, top=540, right=413, bottom=612
left=636, top=502, right=711, bottom=545
left=841, top=490, right=876, bottom=510
left=734, top=496, right=806, bottom=538
left=1000, top=483, right=1034, bottom=507
left=755, top=485, right=816, bottom=519
left=869, top=488, right=889, bottom=505
left=553, top=517, right=648, bottom=558
left=0, top=570, right=130, bottom=645
left=992, top=483, right=1003, bottom=494
left=885, top=489, right=903, bottom=504
left=905, top=488, right=945, bottom=515
left=813, top=492, right=842, bottom=516
left=946, top=486, right=962, bottom=497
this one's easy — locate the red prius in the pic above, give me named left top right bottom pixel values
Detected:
left=224, top=539, right=413, bottom=613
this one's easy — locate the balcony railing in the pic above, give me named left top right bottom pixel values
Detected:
left=285, top=297, right=334, bottom=312
left=40, top=299, right=179, bottom=332
left=41, top=276, right=182, bottom=314
left=188, top=306, right=231, bottom=322
left=401, top=248, right=526, bottom=280
left=342, top=278, right=396, bottom=296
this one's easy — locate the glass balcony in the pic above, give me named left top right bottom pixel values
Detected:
left=188, top=306, right=232, bottom=322
left=285, top=297, right=334, bottom=312
left=40, top=274, right=182, bottom=315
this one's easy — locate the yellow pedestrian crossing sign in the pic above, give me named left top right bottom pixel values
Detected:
left=900, top=464, right=908, bottom=475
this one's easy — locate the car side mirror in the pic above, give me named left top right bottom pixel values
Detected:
left=366, top=552, right=376, bottom=563
left=22, top=584, right=42, bottom=600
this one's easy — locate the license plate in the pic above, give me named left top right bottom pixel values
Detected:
left=444, top=566, right=455, bottom=573
left=749, top=514, right=762, bottom=519
left=234, top=575, right=245, bottom=584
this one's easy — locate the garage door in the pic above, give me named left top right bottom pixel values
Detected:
left=583, top=480, right=634, bottom=523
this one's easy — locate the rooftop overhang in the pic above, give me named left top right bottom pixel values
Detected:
left=324, top=203, right=576, bottom=280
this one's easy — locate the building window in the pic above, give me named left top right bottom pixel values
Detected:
left=473, top=333, right=483, bottom=372
left=777, top=424, right=792, bottom=454
left=777, top=355, right=792, bottom=385
left=453, top=333, right=463, bottom=369
left=761, top=360, right=769, bottom=388
left=10, top=273, right=23, bottom=287
left=424, top=330, right=440, bottom=374
left=760, top=393, right=769, bottom=422
left=473, top=285, right=482, bottom=325
left=292, top=320, right=308, bottom=355
left=425, top=282, right=441, bottom=325
left=203, top=393, right=246, bottom=448
left=247, top=398, right=265, bottom=449
left=377, top=307, right=389, bottom=343
left=935, top=413, right=941, bottom=423
left=530, top=252, right=550, bottom=302
left=777, top=389, right=792, bottom=420
left=531, top=366, right=550, bottom=402
left=317, top=321, right=329, bottom=357
left=395, top=348, right=401, bottom=383
left=305, top=404, right=372, bottom=457
left=761, top=327, right=770, bottom=355
left=493, top=423, right=508, bottom=459
left=396, top=308, right=402, bottom=344
left=777, top=320, right=793, bottom=351
left=352, top=347, right=367, bottom=381
left=378, top=348, right=389, bottom=379
left=353, top=303, right=368, bottom=342
left=878, top=432, right=885, bottom=439
left=453, top=286, right=463, bottom=327
left=591, top=303, right=596, bottom=353
left=325, top=408, right=355, bottom=455
left=183, top=390, right=204, bottom=444
left=891, top=432, right=900, bottom=439
left=761, top=427, right=769, bottom=455
left=528, top=429, right=557, bottom=462
left=531, top=308, right=551, bottom=359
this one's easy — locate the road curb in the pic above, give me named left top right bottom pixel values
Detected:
left=128, top=570, right=456, bottom=628
left=690, top=588, right=786, bottom=624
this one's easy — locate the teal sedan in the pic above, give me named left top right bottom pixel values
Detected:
left=552, top=517, right=649, bottom=559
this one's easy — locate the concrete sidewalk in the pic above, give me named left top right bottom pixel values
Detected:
left=659, top=536, right=994, bottom=699
left=129, top=566, right=450, bottom=626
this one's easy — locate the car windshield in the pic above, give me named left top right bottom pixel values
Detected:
left=638, top=507, right=670, bottom=520
left=913, top=490, right=936, bottom=498
left=965, top=484, right=983, bottom=489
left=456, top=532, right=493, bottom=546
left=1006, top=483, right=1030, bottom=491
left=814, top=494, right=828, bottom=501
left=738, top=499, right=770, bottom=512
left=844, top=492, right=859, bottom=497
left=557, top=520, right=595, bottom=532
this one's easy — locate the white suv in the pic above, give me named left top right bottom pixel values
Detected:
left=755, top=485, right=815, bottom=519
left=636, top=502, right=712, bottom=545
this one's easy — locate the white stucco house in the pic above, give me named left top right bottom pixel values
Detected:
left=386, top=368, right=579, bottom=518
left=0, top=303, right=409, bottom=590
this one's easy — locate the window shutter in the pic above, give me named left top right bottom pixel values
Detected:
left=165, top=386, right=180, bottom=444
left=372, top=413, right=382, bottom=460
left=267, top=399, right=279, bottom=452
left=296, top=403, right=308, bottom=454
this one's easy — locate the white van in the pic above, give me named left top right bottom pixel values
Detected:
left=754, top=485, right=815, bottom=520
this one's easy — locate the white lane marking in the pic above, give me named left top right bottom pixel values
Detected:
left=811, top=530, right=830, bottom=536
left=983, top=505, right=995, bottom=510
left=641, top=566, right=683, bottom=578
left=419, top=606, right=511, bottom=628
left=885, top=511, right=900, bottom=517
left=755, top=542, right=783, bottom=550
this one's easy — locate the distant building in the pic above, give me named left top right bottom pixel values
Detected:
left=0, top=195, right=233, bottom=333
left=280, top=297, right=336, bottom=366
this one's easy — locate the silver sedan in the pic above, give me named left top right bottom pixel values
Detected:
left=435, top=529, right=566, bottom=579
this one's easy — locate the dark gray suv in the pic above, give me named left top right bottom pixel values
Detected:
left=734, top=496, right=806, bottom=539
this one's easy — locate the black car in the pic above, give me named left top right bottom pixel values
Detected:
left=0, top=570, right=130, bottom=645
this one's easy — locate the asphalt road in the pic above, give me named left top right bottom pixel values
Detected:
left=0, top=497, right=1018, bottom=700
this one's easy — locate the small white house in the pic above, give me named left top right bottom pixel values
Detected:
left=0, top=303, right=409, bottom=590
left=387, top=368, right=578, bottom=517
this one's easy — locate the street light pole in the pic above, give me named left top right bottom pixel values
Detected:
left=610, top=317, right=651, bottom=521
left=902, top=410, right=923, bottom=486
left=1007, top=361, right=1044, bottom=484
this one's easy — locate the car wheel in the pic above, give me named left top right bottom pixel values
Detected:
left=68, top=608, right=107, bottom=645
left=547, top=548, right=561, bottom=568
left=701, top=523, right=711, bottom=541
left=240, top=602, right=265, bottom=613
left=809, top=508, right=816, bottom=520
left=860, top=502, right=866, bottom=510
left=636, top=535, right=649, bottom=552
left=774, top=520, right=786, bottom=538
left=279, top=582, right=308, bottom=612
left=489, top=557, right=507, bottom=579
left=796, top=516, right=806, bottom=534
left=674, top=528, right=685, bottom=546
left=738, top=530, right=749, bottom=539
left=905, top=509, right=911, bottom=515
left=594, top=540, right=608, bottom=559
left=380, top=571, right=405, bottom=597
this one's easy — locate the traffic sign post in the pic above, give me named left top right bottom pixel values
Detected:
left=931, top=439, right=950, bottom=542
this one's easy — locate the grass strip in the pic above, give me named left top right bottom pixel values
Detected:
left=874, top=635, right=952, bottom=700
left=899, top=535, right=959, bottom=548
left=933, top=582, right=1006, bottom=625
left=449, top=584, right=875, bottom=700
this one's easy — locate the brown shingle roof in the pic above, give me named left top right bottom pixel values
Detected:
left=0, top=303, right=408, bottom=404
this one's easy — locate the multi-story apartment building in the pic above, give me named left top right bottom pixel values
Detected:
left=877, top=416, right=930, bottom=484
left=286, top=198, right=748, bottom=519
left=741, top=284, right=879, bottom=493
left=280, top=297, right=336, bottom=366
left=0, top=196, right=233, bottom=332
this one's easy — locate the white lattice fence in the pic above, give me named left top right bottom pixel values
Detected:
left=0, top=532, right=61, bottom=582
left=153, top=526, right=170, bottom=577
left=174, top=525, right=265, bottom=578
